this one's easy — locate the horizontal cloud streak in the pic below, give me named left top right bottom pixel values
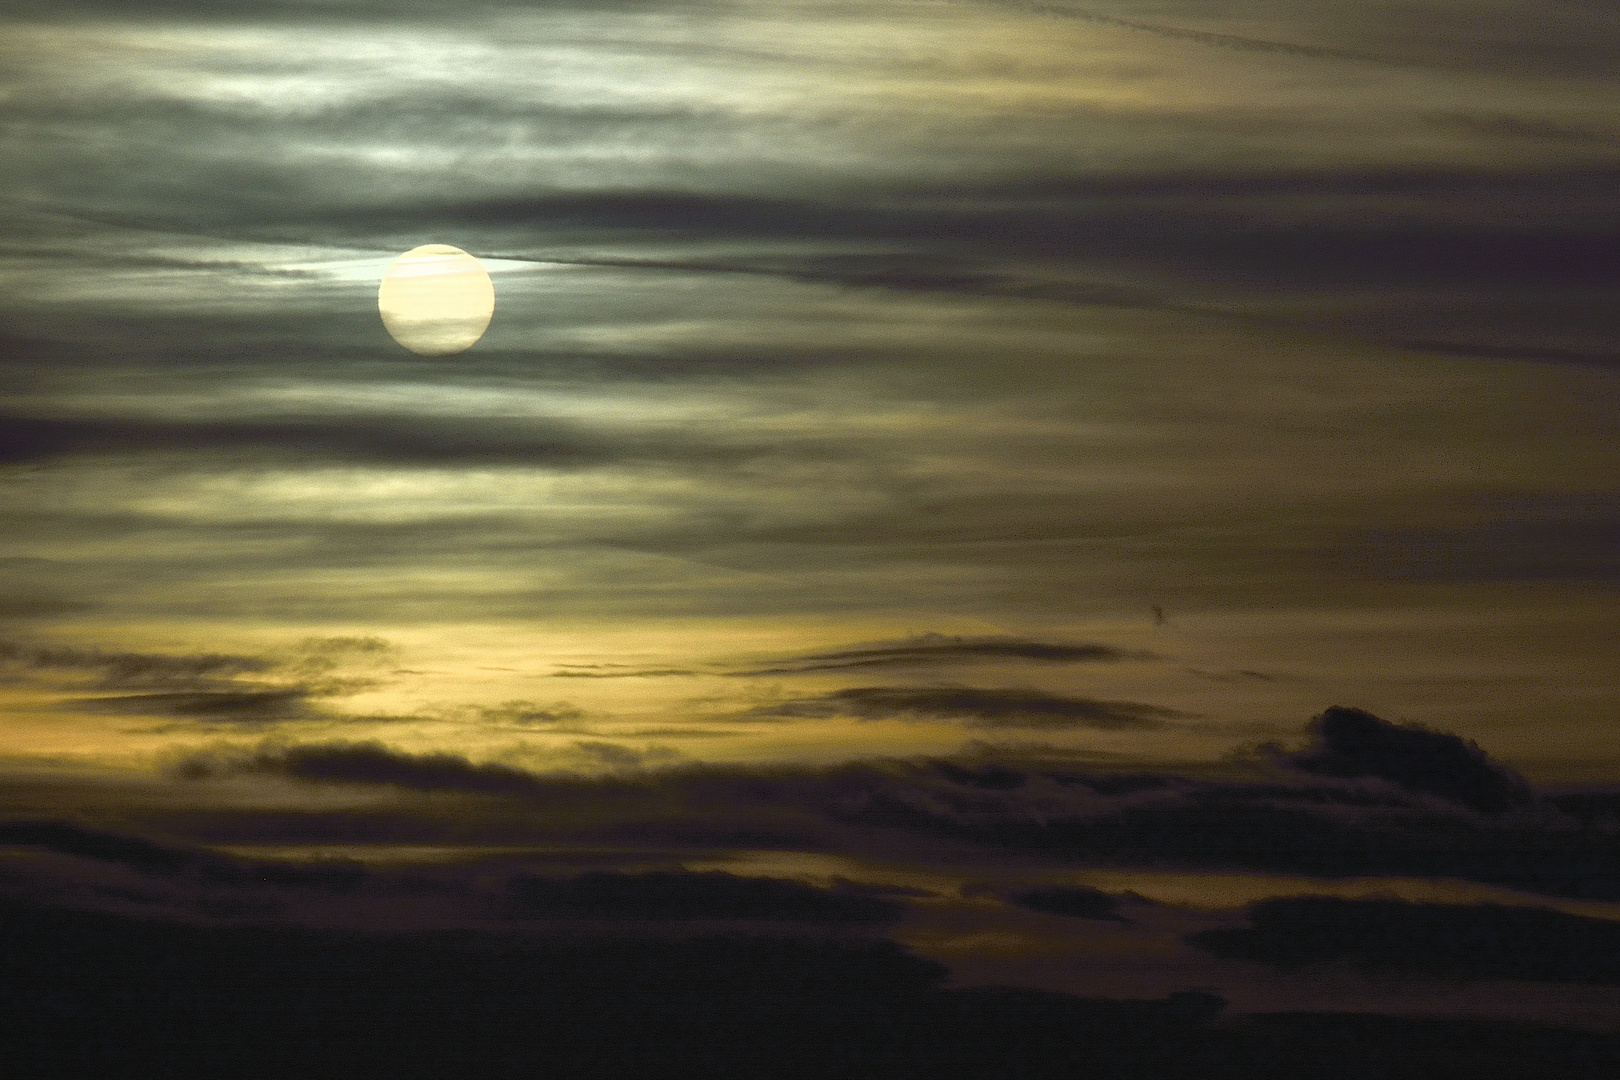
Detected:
left=737, top=635, right=1153, bottom=676
left=161, top=709, right=1620, bottom=902
left=1192, top=897, right=1620, bottom=985
left=0, top=639, right=271, bottom=688
left=505, top=870, right=902, bottom=924
left=753, top=687, right=1184, bottom=729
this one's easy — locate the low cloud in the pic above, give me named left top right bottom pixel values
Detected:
left=737, top=634, right=1154, bottom=676
left=1278, top=706, right=1534, bottom=812
left=8, top=634, right=391, bottom=726
left=73, top=688, right=314, bottom=722
left=752, top=686, right=1184, bottom=730
left=1010, top=885, right=1128, bottom=922
left=566, top=740, right=682, bottom=770
left=1191, top=897, right=1620, bottom=985
left=0, top=638, right=272, bottom=689
left=0, top=412, right=602, bottom=469
left=550, top=668, right=698, bottom=679
left=160, top=709, right=1620, bottom=903
left=471, top=700, right=587, bottom=726
left=505, top=870, right=902, bottom=924
left=0, top=820, right=365, bottom=889
left=176, top=741, right=554, bottom=795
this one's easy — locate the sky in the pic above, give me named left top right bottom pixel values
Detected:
left=2, top=0, right=1620, bottom=1067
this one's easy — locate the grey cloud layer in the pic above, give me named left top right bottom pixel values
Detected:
left=0, top=638, right=272, bottom=688
left=156, top=709, right=1620, bottom=903
left=735, top=635, right=1153, bottom=675
left=2, top=6, right=1619, bottom=1062
left=0, top=1, right=1617, bottom=764
left=751, top=686, right=1185, bottom=729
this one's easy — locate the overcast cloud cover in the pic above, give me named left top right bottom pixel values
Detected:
left=3, top=0, right=1620, bottom=1070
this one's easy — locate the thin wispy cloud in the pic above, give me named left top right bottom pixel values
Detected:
left=2, top=0, right=1619, bottom=1063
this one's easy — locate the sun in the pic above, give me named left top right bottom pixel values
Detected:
left=377, top=244, right=495, bottom=356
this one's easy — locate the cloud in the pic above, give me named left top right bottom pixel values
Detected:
left=737, top=634, right=1154, bottom=676
left=0, top=819, right=212, bottom=877
left=1003, top=3, right=1402, bottom=66
left=1279, top=706, right=1534, bottom=812
left=3, top=633, right=390, bottom=727
left=1401, top=340, right=1620, bottom=368
left=0, top=820, right=365, bottom=889
left=505, top=870, right=903, bottom=924
left=1010, top=885, right=1127, bottom=921
left=1423, top=111, right=1618, bottom=148
left=0, top=413, right=603, bottom=468
left=161, top=712, right=1620, bottom=903
left=566, top=740, right=682, bottom=770
left=549, top=668, right=698, bottom=679
left=1191, top=897, right=1620, bottom=985
left=72, top=688, right=314, bottom=722
left=1184, top=668, right=1279, bottom=683
left=177, top=740, right=555, bottom=795
left=0, top=595, right=93, bottom=620
left=752, top=687, right=1185, bottom=730
left=8, top=881, right=1620, bottom=1075
left=0, top=638, right=272, bottom=689
left=540, top=253, right=1168, bottom=310
left=470, top=699, right=587, bottom=725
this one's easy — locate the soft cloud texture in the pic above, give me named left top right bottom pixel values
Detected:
left=3, top=3, right=1619, bottom=1065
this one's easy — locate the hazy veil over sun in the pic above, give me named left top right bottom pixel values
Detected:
left=377, top=244, right=495, bottom=356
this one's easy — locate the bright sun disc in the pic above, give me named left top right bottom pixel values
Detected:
left=378, top=244, right=495, bottom=356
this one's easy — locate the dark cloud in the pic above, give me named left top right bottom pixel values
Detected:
left=1402, top=341, right=1620, bottom=368
left=0, top=595, right=94, bottom=620
left=0, top=819, right=213, bottom=877
left=163, top=715, right=1620, bottom=902
left=1280, top=706, right=1534, bottom=812
left=0, top=408, right=884, bottom=481
left=505, top=870, right=902, bottom=923
left=1547, top=791, right=1620, bottom=821
left=1183, top=225, right=1620, bottom=289
left=1, top=633, right=386, bottom=725
left=178, top=741, right=554, bottom=796
left=1010, top=885, right=1127, bottom=921
left=0, top=413, right=601, bottom=468
left=738, top=634, right=1153, bottom=675
left=1185, top=668, right=1279, bottom=683
left=10, top=159, right=1620, bottom=374
left=550, top=668, right=698, bottom=679
left=1191, top=897, right=1620, bottom=986
left=567, top=740, right=681, bottom=770
left=293, top=170, right=1620, bottom=293
left=6, top=888, right=1619, bottom=1076
left=754, top=686, right=1185, bottom=730
left=0, top=638, right=272, bottom=688
left=0, top=820, right=364, bottom=889
left=471, top=699, right=587, bottom=725
left=1424, top=111, right=1618, bottom=147
left=0, top=0, right=1616, bottom=1063
left=294, top=635, right=393, bottom=657
left=73, top=688, right=314, bottom=722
